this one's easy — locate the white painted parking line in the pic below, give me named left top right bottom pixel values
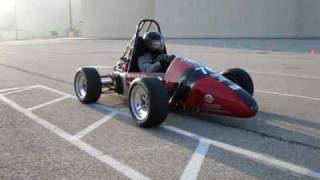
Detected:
left=250, top=71, right=320, bottom=80
left=256, top=89, right=320, bottom=101
left=164, top=125, right=320, bottom=180
left=1, top=85, right=40, bottom=96
left=0, top=87, right=22, bottom=93
left=37, top=85, right=72, bottom=97
left=180, top=140, right=210, bottom=180
left=27, top=96, right=71, bottom=111
left=0, top=95, right=150, bottom=180
left=73, top=112, right=118, bottom=140
left=18, top=84, right=320, bottom=179
left=90, top=103, right=130, bottom=118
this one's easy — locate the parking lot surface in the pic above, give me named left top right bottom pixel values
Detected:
left=0, top=39, right=320, bottom=180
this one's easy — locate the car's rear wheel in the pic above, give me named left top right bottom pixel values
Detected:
left=113, top=75, right=124, bottom=94
left=129, top=78, right=169, bottom=128
left=221, top=68, right=254, bottom=95
left=74, top=67, right=102, bottom=103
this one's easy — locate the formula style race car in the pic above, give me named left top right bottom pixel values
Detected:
left=74, top=19, right=258, bottom=128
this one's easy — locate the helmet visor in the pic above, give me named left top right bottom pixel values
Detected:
left=151, top=39, right=164, bottom=51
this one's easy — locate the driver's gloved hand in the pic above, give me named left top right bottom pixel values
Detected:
left=157, top=54, right=169, bottom=62
left=169, top=54, right=176, bottom=60
left=157, top=54, right=175, bottom=63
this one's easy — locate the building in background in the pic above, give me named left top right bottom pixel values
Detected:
left=0, top=0, right=82, bottom=41
left=81, top=0, right=153, bottom=39
left=81, top=0, right=320, bottom=39
left=2, top=0, right=320, bottom=41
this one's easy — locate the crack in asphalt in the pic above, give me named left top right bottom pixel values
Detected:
left=1, top=62, right=319, bottom=151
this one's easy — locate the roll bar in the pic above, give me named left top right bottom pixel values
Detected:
left=136, top=19, right=162, bottom=35
left=121, top=19, right=162, bottom=60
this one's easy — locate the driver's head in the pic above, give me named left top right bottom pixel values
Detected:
left=143, top=32, right=164, bottom=54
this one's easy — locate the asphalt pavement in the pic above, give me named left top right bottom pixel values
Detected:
left=0, top=38, right=319, bottom=180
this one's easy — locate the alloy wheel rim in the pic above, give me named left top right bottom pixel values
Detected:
left=130, top=85, right=149, bottom=121
left=75, top=72, right=87, bottom=99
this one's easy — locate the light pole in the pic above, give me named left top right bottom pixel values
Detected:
left=68, top=0, right=74, bottom=36
left=14, top=0, right=18, bottom=40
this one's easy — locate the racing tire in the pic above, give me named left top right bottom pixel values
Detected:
left=74, top=67, right=102, bottom=103
left=221, top=68, right=254, bottom=95
left=129, top=78, right=169, bottom=128
left=114, top=75, right=124, bottom=94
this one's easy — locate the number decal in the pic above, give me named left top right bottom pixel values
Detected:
left=195, top=67, right=208, bottom=75
left=229, top=84, right=241, bottom=90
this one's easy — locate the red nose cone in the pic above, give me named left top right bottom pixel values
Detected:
left=185, top=76, right=257, bottom=118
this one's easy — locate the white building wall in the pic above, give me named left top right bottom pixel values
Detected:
left=155, top=0, right=300, bottom=38
left=300, top=0, right=320, bottom=38
left=17, top=0, right=68, bottom=39
left=81, top=0, right=320, bottom=38
left=81, top=0, right=154, bottom=38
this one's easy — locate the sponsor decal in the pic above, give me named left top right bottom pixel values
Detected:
left=202, top=103, right=230, bottom=114
left=195, top=67, right=209, bottom=75
left=204, top=94, right=214, bottom=103
left=126, top=73, right=147, bottom=78
left=203, top=103, right=221, bottom=110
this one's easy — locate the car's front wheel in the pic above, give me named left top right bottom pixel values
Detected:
left=74, top=67, right=102, bottom=103
left=129, top=78, right=169, bottom=128
left=221, top=68, right=254, bottom=95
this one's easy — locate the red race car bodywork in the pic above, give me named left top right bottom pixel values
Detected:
left=115, top=56, right=258, bottom=118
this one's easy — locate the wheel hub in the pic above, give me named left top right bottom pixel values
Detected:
left=130, top=86, right=149, bottom=121
left=75, top=72, right=87, bottom=99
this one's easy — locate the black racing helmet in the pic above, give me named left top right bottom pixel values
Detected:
left=143, top=32, right=165, bottom=53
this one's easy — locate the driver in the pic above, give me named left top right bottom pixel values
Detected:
left=138, top=32, right=174, bottom=72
